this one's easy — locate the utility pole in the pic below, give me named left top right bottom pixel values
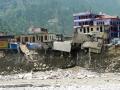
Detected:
left=76, top=52, right=79, bottom=65
left=88, top=48, right=91, bottom=68
left=118, top=25, right=120, bottom=38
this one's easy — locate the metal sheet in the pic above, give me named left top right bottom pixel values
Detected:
left=53, top=41, right=71, bottom=52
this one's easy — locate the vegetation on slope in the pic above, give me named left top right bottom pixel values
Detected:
left=0, top=0, right=120, bottom=34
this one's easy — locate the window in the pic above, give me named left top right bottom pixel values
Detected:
left=80, top=28, right=82, bottom=32
left=85, top=22, right=87, bottom=25
left=41, top=36, right=43, bottom=42
left=117, top=22, right=119, bottom=25
left=114, top=33, right=118, bottom=37
left=89, top=15, right=92, bottom=18
left=90, top=21, right=93, bottom=25
left=111, top=27, right=113, bottom=30
left=110, top=21, right=113, bottom=25
left=100, top=26, right=102, bottom=32
left=97, top=27, right=99, bottom=31
left=74, top=16, right=78, bottom=20
left=87, top=27, right=89, bottom=33
left=33, top=37, right=35, bottom=42
left=111, top=33, right=114, bottom=37
left=91, top=28, right=93, bottom=31
left=45, top=35, right=47, bottom=40
left=17, top=37, right=20, bottom=42
left=83, top=27, right=86, bottom=33
left=83, top=22, right=85, bottom=25
left=25, top=37, right=28, bottom=42
left=81, top=16, right=83, bottom=19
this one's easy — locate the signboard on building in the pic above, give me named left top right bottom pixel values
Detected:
left=0, top=41, right=8, bottom=49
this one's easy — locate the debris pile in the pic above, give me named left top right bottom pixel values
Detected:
left=0, top=67, right=98, bottom=80
left=105, top=57, right=120, bottom=72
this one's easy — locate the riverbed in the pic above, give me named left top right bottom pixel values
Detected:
left=0, top=67, right=120, bottom=90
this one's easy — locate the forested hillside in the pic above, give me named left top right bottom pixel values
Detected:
left=0, top=0, right=120, bottom=34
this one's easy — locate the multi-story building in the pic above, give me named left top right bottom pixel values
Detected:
left=73, top=11, right=120, bottom=42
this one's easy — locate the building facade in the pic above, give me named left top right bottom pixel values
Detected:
left=35, top=33, right=56, bottom=43
left=17, top=27, right=56, bottom=43
left=73, top=12, right=120, bottom=41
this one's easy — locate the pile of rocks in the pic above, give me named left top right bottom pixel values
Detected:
left=32, top=66, right=98, bottom=80
left=0, top=67, right=98, bottom=81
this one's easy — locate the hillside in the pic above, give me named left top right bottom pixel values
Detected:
left=0, top=0, right=120, bottom=34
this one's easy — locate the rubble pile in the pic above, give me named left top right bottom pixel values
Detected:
left=0, top=52, right=75, bottom=75
left=0, top=53, right=34, bottom=75
left=0, top=67, right=120, bottom=90
left=0, top=67, right=98, bottom=80
left=105, top=57, right=120, bottom=72
left=32, top=67, right=98, bottom=80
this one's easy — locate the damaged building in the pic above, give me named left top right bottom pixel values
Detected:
left=72, top=11, right=120, bottom=53
left=73, top=11, right=120, bottom=42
